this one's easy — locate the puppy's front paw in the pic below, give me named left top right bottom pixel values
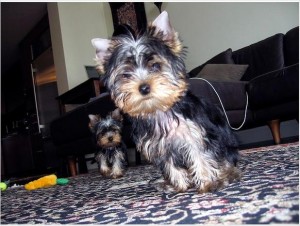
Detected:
left=111, top=173, right=123, bottom=179
left=99, top=166, right=111, bottom=178
left=196, top=180, right=225, bottom=194
left=110, top=167, right=124, bottom=179
left=149, top=176, right=185, bottom=193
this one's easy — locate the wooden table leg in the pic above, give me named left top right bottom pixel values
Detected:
left=67, top=156, right=77, bottom=176
left=267, top=119, right=281, bottom=144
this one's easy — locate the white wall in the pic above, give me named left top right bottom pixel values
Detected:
left=145, top=2, right=299, bottom=71
left=48, top=3, right=69, bottom=95
left=48, top=2, right=298, bottom=93
left=48, top=2, right=113, bottom=94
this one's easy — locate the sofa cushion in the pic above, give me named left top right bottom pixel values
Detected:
left=232, top=33, right=285, bottom=81
left=247, top=63, right=299, bottom=110
left=188, top=78, right=248, bottom=111
left=196, top=64, right=249, bottom=81
left=284, top=26, right=299, bottom=66
left=189, top=48, right=235, bottom=77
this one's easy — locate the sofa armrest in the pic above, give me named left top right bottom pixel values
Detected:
left=247, top=63, right=299, bottom=109
left=188, top=78, right=248, bottom=110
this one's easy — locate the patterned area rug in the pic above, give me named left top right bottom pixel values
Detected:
left=1, top=142, right=299, bottom=224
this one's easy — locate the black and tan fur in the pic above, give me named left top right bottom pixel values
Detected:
left=89, top=109, right=127, bottom=179
left=91, top=11, right=241, bottom=193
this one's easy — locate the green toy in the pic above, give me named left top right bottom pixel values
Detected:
left=56, top=178, right=69, bottom=185
left=0, top=182, right=7, bottom=191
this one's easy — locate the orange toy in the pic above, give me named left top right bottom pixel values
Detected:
left=25, top=174, right=57, bottom=190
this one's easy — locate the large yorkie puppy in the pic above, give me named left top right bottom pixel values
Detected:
left=89, top=108, right=127, bottom=179
left=91, top=11, right=241, bottom=193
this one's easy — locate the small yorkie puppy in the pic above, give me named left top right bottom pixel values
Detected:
left=89, top=108, right=127, bottom=179
left=91, top=11, right=241, bottom=193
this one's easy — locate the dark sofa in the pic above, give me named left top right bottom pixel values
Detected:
left=188, top=26, right=298, bottom=143
left=50, top=27, right=298, bottom=176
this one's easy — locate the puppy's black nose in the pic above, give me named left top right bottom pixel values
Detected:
left=139, top=83, right=151, bottom=95
left=108, top=136, right=113, bottom=142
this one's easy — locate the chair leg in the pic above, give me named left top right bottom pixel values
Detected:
left=67, top=156, right=78, bottom=176
left=267, top=119, right=281, bottom=144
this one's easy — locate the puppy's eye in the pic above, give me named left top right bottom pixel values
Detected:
left=151, top=62, right=161, bottom=72
left=122, top=73, right=132, bottom=79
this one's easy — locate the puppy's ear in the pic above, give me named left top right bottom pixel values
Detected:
left=152, top=11, right=174, bottom=40
left=88, top=114, right=101, bottom=132
left=150, top=11, right=182, bottom=55
left=91, top=38, right=110, bottom=74
left=111, top=108, right=123, bottom=122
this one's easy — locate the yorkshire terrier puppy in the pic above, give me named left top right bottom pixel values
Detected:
left=89, top=108, right=127, bottom=179
left=91, top=11, right=241, bottom=193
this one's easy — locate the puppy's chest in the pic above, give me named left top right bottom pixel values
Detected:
left=137, top=111, right=206, bottom=148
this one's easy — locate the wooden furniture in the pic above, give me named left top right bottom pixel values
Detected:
left=1, top=133, right=59, bottom=180
left=54, top=78, right=105, bottom=176
left=56, top=78, right=105, bottom=114
left=1, top=134, right=35, bottom=177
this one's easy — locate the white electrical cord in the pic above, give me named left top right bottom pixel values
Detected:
left=190, top=77, right=248, bottom=131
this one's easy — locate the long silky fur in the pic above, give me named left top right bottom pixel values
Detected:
left=92, top=12, right=241, bottom=192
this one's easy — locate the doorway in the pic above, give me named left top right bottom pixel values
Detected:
left=31, top=47, right=60, bottom=138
